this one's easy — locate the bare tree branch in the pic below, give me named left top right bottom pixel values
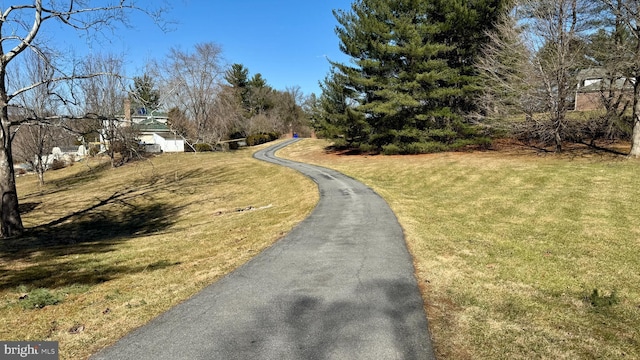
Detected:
left=0, top=1, right=170, bottom=236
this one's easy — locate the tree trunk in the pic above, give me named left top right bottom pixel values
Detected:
left=554, top=126, right=562, bottom=152
left=630, top=96, right=640, bottom=157
left=36, top=167, right=45, bottom=186
left=0, top=124, right=24, bottom=237
left=554, top=98, right=565, bottom=153
left=34, top=154, right=45, bottom=186
left=630, top=79, right=640, bottom=157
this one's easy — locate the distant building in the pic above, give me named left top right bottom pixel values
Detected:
left=100, top=99, right=185, bottom=153
left=575, top=68, right=633, bottom=111
left=133, top=116, right=185, bottom=153
left=39, top=145, right=87, bottom=170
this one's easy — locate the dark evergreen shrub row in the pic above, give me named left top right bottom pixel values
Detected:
left=246, top=133, right=279, bottom=146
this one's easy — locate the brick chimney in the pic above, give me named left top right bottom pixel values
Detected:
left=123, top=98, right=131, bottom=126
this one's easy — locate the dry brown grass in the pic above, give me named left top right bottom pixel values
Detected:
left=280, top=139, right=640, bottom=359
left=0, top=141, right=318, bottom=359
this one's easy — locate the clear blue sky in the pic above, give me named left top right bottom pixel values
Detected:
left=50, top=0, right=354, bottom=97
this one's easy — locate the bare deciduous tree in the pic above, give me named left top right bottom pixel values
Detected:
left=477, top=10, right=541, bottom=120
left=154, top=43, right=227, bottom=145
left=0, top=1, right=165, bottom=237
left=10, top=50, right=60, bottom=185
left=207, top=86, right=245, bottom=144
left=518, top=0, right=595, bottom=151
left=167, top=107, right=192, bottom=139
left=78, top=53, right=142, bottom=168
left=478, top=0, right=597, bottom=151
left=598, top=0, right=640, bottom=156
left=281, top=86, right=310, bottom=135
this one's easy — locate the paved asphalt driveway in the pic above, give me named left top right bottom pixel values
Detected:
left=91, top=139, right=435, bottom=360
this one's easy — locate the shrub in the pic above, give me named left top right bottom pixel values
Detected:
left=382, top=143, right=402, bottom=155
left=246, top=133, right=278, bottom=146
left=245, top=135, right=256, bottom=146
left=402, top=141, right=448, bottom=154
left=358, top=143, right=378, bottom=154
left=50, top=159, right=66, bottom=170
left=89, top=145, right=101, bottom=156
left=451, top=137, right=492, bottom=150
left=331, top=138, right=348, bottom=149
left=194, top=143, right=214, bottom=152
left=228, top=131, right=245, bottom=139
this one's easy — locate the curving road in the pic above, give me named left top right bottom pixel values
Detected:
left=91, top=139, right=435, bottom=360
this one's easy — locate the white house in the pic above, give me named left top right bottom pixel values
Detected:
left=133, top=116, right=185, bottom=153
left=97, top=99, right=185, bottom=153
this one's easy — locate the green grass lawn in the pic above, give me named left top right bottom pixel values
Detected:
left=3, top=138, right=638, bottom=359
left=279, top=139, right=640, bottom=359
left=0, top=142, right=318, bottom=359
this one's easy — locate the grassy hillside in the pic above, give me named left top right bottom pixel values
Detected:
left=4, top=138, right=638, bottom=359
left=0, top=142, right=318, bottom=359
left=280, top=139, right=640, bottom=359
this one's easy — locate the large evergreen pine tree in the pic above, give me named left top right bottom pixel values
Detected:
left=224, top=63, right=252, bottom=117
left=314, top=68, right=369, bottom=142
left=130, top=74, right=161, bottom=115
left=330, top=0, right=506, bottom=153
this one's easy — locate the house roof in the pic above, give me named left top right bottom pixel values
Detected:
left=133, top=117, right=171, bottom=132
left=576, top=68, right=608, bottom=81
left=576, top=67, right=633, bottom=93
